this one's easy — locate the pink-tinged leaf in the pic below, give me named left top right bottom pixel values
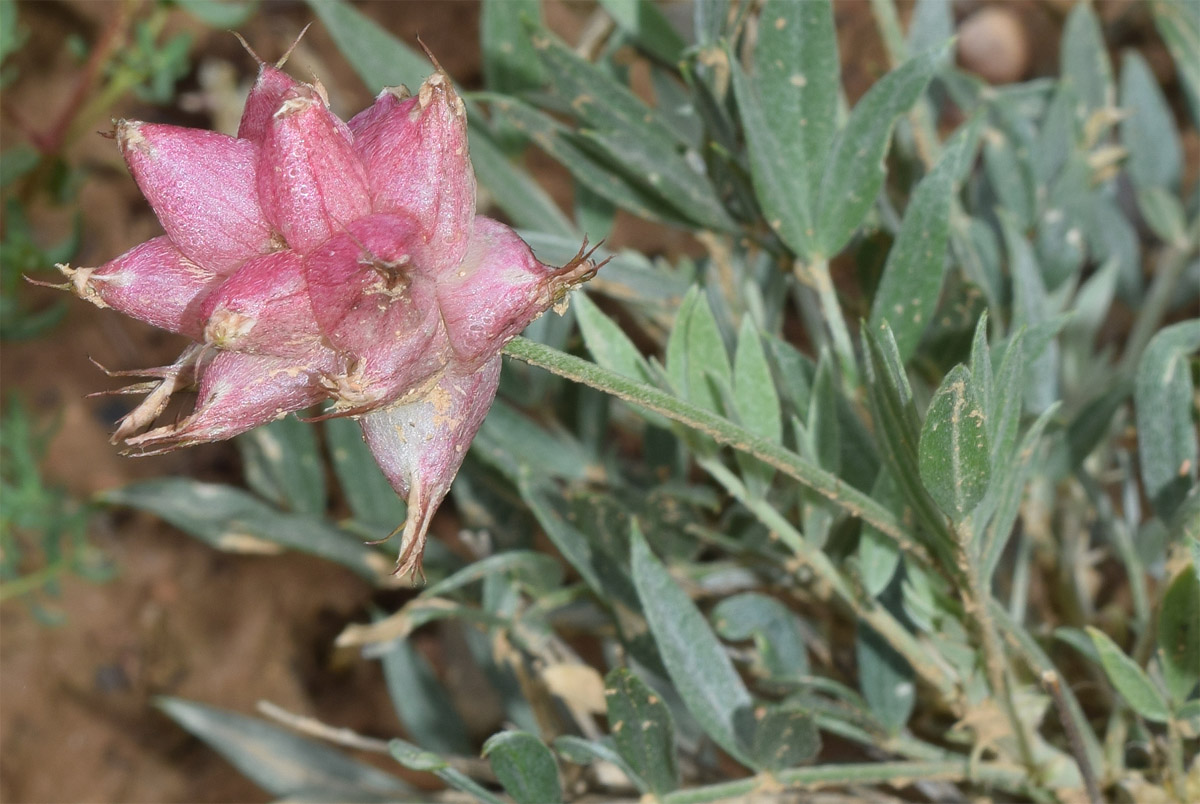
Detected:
left=238, top=63, right=300, bottom=144
left=59, top=236, right=220, bottom=338
left=124, top=351, right=328, bottom=452
left=304, top=214, right=448, bottom=414
left=117, top=121, right=275, bottom=273
left=352, top=74, right=475, bottom=275
left=360, top=356, right=502, bottom=579
left=256, top=86, right=372, bottom=254
left=438, top=218, right=601, bottom=367
left=199, top=250, right=331, bottom=363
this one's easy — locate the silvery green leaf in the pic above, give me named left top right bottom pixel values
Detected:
left=732, top=0, right=837, bottom=259
left=733, top=319, right=782, bottom=445
left=983, top=126, right=1035, bottom=228
left=630, top=524, right=755, bottom=767
left=530, top=28, right=685, bottom=148
left=869, top=119, right=977, bottom=363
left=856, top=622, right=916, bottom=734
left=1135, top=320, right=1200, bottom=520
left=712, top=592, right=809, bottom=681
left=1120, top=50, right=1183, bottom=190
left=488, top=96, right=689, bottom=226
left=102, top=480, right=384, bottom=580
left=481, top=0, right=544, bottom=94
left=483, top=732, right=562, bottom=804
left=306, top=0, right=430, bottom=91
left=968, top=312, right=994, bottom=428
left=470, top=125, right=576, bottom=237
left=379, top=638, right=472, bottom=755
left=1157, top=568, right=1200, bottom=703
left=604, top=667, right=679, bottom=796
left=1136, top=186, right=1189, bottom=247
left=748, top=704, right=820, bottom=771
left=862, top=325, right=955, bottom=560
left=1062, top=3, right=1114, bottom=114
left=475, top=399, right=594, bottom=482
left=574, top=292, right=653, bottom=383
left=575, top=127, right=735, bottom=231
left=984, top=326, right=1032, bottom=470
left=156, top=697, right=410, bottom=800
left=681, top=289, right=732, bottom=415
left=907, top=0, right=953, bottom=55
left=1000, top=214, right=1058, bottom=414
left=236, top=415, right=324, bottom=516
left=858, top=469, right=905, bottom=598
left=807, top=351, right=841, bottom=475
left=979, top=403, right=1060, bottom=581
left=815, top=45, right=944, bottom=257
left=1086, top=627, right=1170, bottom=723
left=389, top=740, right=506, bottom=803
left=1085, top=196, right=1142, bottom=301
left=918, top=365, right=991, bottom=521
left=1152, top=0, right=1200, bottom=127
left=599, top=0, right=686, bottom=64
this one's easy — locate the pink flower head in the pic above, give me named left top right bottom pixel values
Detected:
left=57, top=42, right=603, bottom=579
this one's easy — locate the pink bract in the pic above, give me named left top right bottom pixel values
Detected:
left=58, top=45, right=602, bottom=579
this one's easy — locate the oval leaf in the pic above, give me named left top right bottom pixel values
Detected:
left=1086, top=627, right=1171, bottom=723
left=1157, top=568, right=1200, bottom=703
left=918, top=365, right=992, bottom=521
left=604, top=668, right=679, bottom=796
left=482, top=731, right=562, bottom=804
left=630, top=523, right=755, bottom=767
left=1135, top=321, right=1200, bottom=520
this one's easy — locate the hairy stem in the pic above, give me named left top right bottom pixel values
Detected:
left=956, top=519, right=1039, bottom=777
left=502, top=337, right=933, bottom=562
left=794, top=257, right=859, bottom=386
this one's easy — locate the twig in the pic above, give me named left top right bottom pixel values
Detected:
left=1041, top=671, right=1104, bottom=804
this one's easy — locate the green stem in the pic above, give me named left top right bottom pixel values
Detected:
left=502, top=338, right=926, bottom=560
left=956, top=520, right=1039, bottom=778
left=796, top=257, right=859, bottom=385
left=661, top=760, right=1047, bottom=804
left=990, top=601, right=1105, bottom=776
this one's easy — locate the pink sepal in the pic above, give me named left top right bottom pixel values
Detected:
left=351, top=75, right=475, bottom=275
left=238, top=63, right=300, bottom=144
left=438, top=218, right=601, bottom=368
left=124, top=351, right=328, bottom=451
left=118, top=121, right=273, bottom=274
left=360, top=356, right=501, bottom=579
left=256, top=86, right=371, bottom=255
left=61, top=236, right=220, bottom=338
left=199, top=250, right=330, bottom=363
left=304, top=214, right=447, bottom=413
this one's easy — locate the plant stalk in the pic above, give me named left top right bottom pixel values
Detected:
left=794, top=257, right=859, bottom=386
left=502, top=338, right=941, bottom=568
left=956, top=520, right=1039, bottom=778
